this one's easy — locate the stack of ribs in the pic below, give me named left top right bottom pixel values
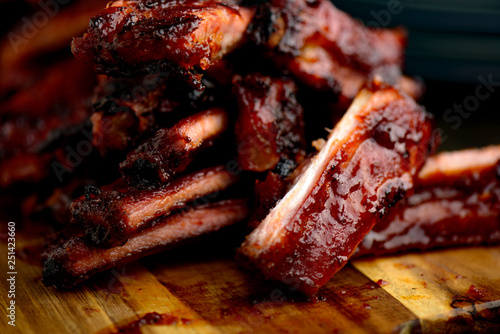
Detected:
left=2, top=0, right=498, bottom=296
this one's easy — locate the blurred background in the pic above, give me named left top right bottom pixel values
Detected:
left=335, top=0, right=500, bottom=150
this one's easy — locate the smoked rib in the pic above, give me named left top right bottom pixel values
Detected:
left=249, top=0, right=414, bottom=106
left=120, top=108, right=229, bottom=188
left=237, top=86, right=437, bottom=296
left=71, top=165, right=240, bottom=246
left=355, top=146, right=500, bottom=257
left=233, top=74, right=306, bottom=172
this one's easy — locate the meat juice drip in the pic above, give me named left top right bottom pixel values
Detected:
left=376, top=279, right=389, bottom=287
left=467, top=285, right=487, bottom=300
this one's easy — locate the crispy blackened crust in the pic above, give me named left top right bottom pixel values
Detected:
left=120, top=108, right=229, bottom=188
left=248, top=0, right=413, bottom=106
left=71, top=165, right=240, bottom=247
left=43, top=199, right=249, bottom=289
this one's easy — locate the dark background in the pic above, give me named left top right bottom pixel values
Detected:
left=335, top=0, right=500, bottom=151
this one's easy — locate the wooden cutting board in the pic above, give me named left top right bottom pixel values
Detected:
left=1, top=231, right=500, bottom=334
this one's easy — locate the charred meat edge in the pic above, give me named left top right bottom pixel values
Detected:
left=72, top=0, right=255, bottom=88
left=71, top=165, right=240, bottom=247
left=43, top=199, right=249, bottom=289
left=120, top=107, right=229, bottom=187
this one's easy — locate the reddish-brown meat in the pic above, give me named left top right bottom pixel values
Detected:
left=89, top=75, right=165, bottom=155
left=248, top=156, right=313, bottom=231
left=0, top=57, right=95, bottom=119
left=43, top=199, right=249, bottom=289
left=72, top=0, right=254, bottom=88
left=32, top=177, right=98, bottom=226
left=249, top=0, right=418, bottom=108
left=71, top=165, right=240, bottom=246
left=0, top=58, right=94, bottom=157
left=355, top=146, right=500, bottom=257
left=120, top=108, right=229, bottom=188
left=237, top=86, right=437, bottom=297
left=249, top=172, right=290, bottom=231
left=233, top=74, right=306, bottom=172
left=0, top=1, right=104, bottom=188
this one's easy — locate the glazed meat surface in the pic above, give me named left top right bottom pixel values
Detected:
left=71, top=165, right=240, bottom=246
left=237, top=86, right=437, bottom=296
left=43, top=199, right=249, bottom=289
left=355, top=146, right=500, bottom=257
left=249, top=0, right=412, bottom=107
left=120, top=108, right=229, bottom=188
left=72, top=0, right=254, bottom=88
left=233, top=74, right=306, bottom=172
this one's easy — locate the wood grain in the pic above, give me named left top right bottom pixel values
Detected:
left=1, top=232, right=500, bottom=334
left=353, top=247, right=500, bottom=333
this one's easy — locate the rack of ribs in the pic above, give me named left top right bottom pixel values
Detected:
left=355, top=146, right=500, bottom=257
left=43, top=199, right=249, bottom=289
left=72, top=0, right=255, bottom=88
left=237, top=85, right=437, bottom=297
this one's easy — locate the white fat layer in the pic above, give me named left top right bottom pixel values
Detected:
left=183, top=109, right=227, bottom=145
left=246, top=90, right=374, bottom=251
left=419, top=145, right=500, bottom=180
